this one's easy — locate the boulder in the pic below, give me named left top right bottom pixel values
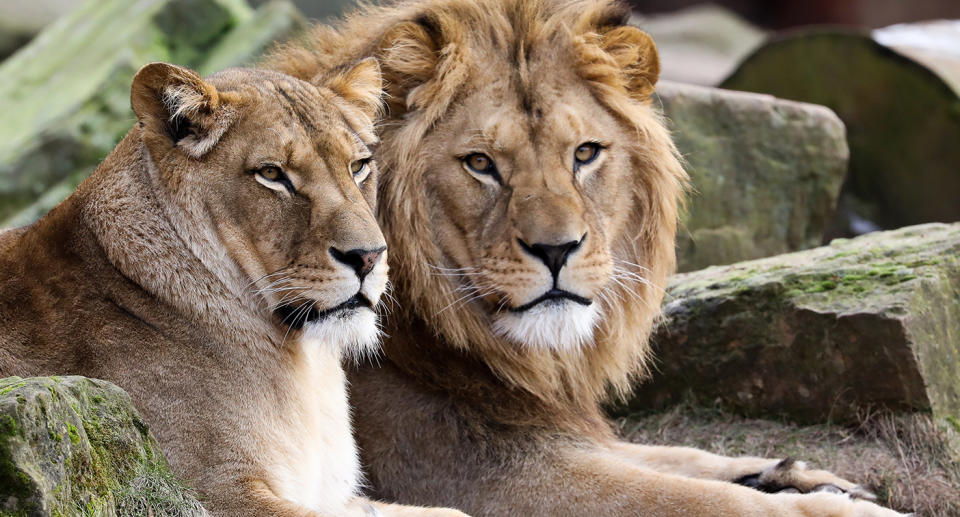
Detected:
left=0, top=376, right=206, bottom=516
left=631, top=5, right=766, bottom=86
left=721, top=27, right=960, bottom=240
left=629, top=223, right=960, bottom=424
left=656, top=82, right=849, bottom=272
left=0, top=0, right=305, bottom=229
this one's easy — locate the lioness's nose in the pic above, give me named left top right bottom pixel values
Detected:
left=518, top=235, right=585, bottom=279
left=330, top=246, right=386, bottom=280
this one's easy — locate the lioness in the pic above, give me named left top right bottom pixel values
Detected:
left=268, top=0, right=911, bottom=516
left=0, top=61, right=465, bottom=517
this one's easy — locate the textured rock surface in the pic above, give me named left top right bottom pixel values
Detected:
left=0, top=0, right=304, bottom=228
left=629, top=223, right=960, bottom=423
left=0, top=376, right=206, bottom=516
left=657, top=82, right=849, bottom=272
left=721, top=30, right=960, bottom=240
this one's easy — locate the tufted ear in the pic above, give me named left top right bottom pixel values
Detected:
left=321, top=57, right=383, bottom=121
left=600, top=25, right=659, bottom=100
left=577, top=24, right=660, bottom=102
left=130, top=62, right=238, bottom=158
left=375, top=17, right=469, bottom=119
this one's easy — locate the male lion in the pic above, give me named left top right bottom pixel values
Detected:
left=269, top=0, right=910, bottom=516
left=0, top=61, right=465, bottom=517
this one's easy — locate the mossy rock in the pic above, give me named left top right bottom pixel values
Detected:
left=656, top=82, right=849, bottom=272
left=721, top=30, right=960, bottom=239
left=0, top=376, right=206, bottom=516
left=629, top=223, right=960, bottom=424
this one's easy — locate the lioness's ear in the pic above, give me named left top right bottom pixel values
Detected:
left=322, top=58, right=383, bottom=121
left=130, top=62, right=237, bottom=158
left=577, top=24, right=660, bottom=102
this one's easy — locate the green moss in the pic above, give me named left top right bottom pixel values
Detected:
left=0, top=382, right=25, bottom=397
left=67, top=423, right=81, bottom=445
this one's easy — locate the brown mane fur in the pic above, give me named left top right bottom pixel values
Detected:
left=268, top=0, right=686, bottom=415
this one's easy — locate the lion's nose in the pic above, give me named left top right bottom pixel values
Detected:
left=330, top=246, right=386, bottom=280
left=517, top=234, right=585, bottom=279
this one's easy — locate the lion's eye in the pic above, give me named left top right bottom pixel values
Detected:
left=574, top=142, right=602, bottom=167
left=462, top=153, right=502, bottom=185
left=260, top=166, right=282, bottom=181
left=350, top=158, right=372, bottom=184
left=253, top=165, right=295, bottom=195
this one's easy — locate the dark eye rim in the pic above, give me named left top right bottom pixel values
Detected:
left=574, top=142, right=604, bottom=170
left=249, top=164, right=296, bottom=195
left=461, top=152, right=503, bottom=184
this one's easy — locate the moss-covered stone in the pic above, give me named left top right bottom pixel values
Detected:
left=721, top=30, right=960, bottom=240
left=0, top=0, right=305, bottom=228
left=0, top=376, right=206, bottom=516
left=656, top=82, right=849, bottom=272
left=628, top=223, right=960, bottom=424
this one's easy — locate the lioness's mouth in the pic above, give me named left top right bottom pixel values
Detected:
left=509, top=289, right=592, bottom=313
left=275, top=294, right=372, bottom=330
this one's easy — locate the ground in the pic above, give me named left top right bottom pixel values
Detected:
left=615, top=404, right=960, bottom=516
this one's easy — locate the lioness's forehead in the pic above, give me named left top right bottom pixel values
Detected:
left=210, top=68, right=364, bottom=157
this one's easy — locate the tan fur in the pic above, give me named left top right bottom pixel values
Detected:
left=268, top=1, right=909, bottom=515
left=0, top=62, right=464, bottom=517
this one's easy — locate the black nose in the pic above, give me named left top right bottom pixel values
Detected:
left=330, top=246, right=386, bottom=280
left=517, top=235, right=585, bottom=279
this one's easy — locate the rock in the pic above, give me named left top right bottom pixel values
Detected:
left=0, top=1, right=80, bottom=60
left=656, top=82, right=849, bottom=272
left=632, top=5, right=766, bottom=86
left=721, top=28, right=960, bottom=240
left=0, top=376, right=206, bottom=516
left=199, top=0, right=307, bottom=76
left=628, top=223, right=960, bottom=424
left=0, top=0, right=305, bottom=229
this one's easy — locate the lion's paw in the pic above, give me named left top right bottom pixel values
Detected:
left=737, top=458, right=876, bottom=500
left=850, top=499, right=914, bottom=517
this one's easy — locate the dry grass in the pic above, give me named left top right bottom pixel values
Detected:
left=613, top=405, right=960, bottom=516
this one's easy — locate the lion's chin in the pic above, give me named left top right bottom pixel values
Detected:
left=492, top=301, right=600, bottom=352
left=300, top=307, right=381, bottom=360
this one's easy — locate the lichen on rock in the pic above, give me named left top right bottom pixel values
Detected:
left=629, top=223, right=960, bottom=424
left=0, top=376, right=206, bottom=517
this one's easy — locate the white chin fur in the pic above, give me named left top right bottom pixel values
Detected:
left=300, top=307, right=381, bottom=360
left=492, top=301, right=600, bottom=352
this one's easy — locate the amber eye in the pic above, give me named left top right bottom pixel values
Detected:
left=252, top=165, right=295, bottom=194
left=350, top=158, right=372, bottom=184
left=260, top=166, right=282, bottom=181
left=574, top=142, right=602, bottom=166
left=466, top=154, right=492, bottom=172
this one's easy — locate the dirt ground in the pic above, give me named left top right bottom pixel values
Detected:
left=614, top=405, right=960, bottom=516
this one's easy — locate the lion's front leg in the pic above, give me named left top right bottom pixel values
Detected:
left=608, top=441, right=876, bottom=499
left=358, top=498, right=470, bottom=517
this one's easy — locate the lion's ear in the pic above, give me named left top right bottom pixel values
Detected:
left=375, top=18, right=462, bottom=116
left=322, top=58, right=383, bottom=121
left=130, top=62, right=237, bottom=158
left=578, top=25, right=660, bottom=102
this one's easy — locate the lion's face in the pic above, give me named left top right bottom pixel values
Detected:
left=422, top=71, right=643, bottom=350
left=132, top=61, right=387, bottom=352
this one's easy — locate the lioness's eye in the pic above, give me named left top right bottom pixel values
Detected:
left=574, top=142, right=602, bottom=167
left=252, top=165, right=295, bottom=195
left=350, top=158, right=372, bottom=184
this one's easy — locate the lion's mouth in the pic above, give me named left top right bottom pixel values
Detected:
left=509, top=289, right=592, bottom=313
left=275, top=293, right=372, bottom=330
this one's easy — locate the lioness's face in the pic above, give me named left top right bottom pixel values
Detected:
left=134, top=63, right=387, bottom=352
left=421, top=67, right=639, bottom=351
